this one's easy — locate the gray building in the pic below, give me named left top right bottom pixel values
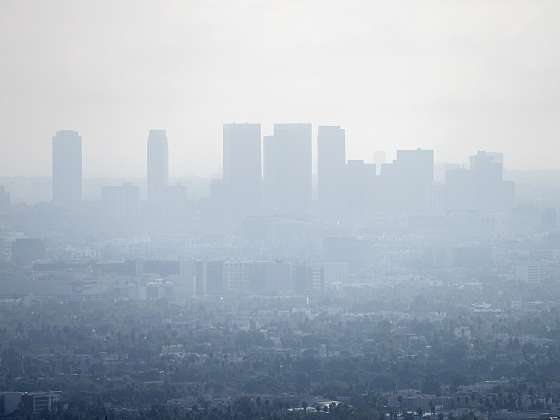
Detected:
left=469, top=151, right=514, bottom=211
left=147, top=129, right=169, bottom=202
left=317, top=125, right=346, bottom=214
left=396, top=148, right=434, bottom=211
left=264, top=123, right=312, bottom=216
left=222, top=123, right=262, bottom=212
left=344, top=159, right=377, bottom=219
left=52, top=130, right=82, bottom=205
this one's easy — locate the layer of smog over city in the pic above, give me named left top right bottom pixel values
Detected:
left=2, top=1, right=560, bottom=420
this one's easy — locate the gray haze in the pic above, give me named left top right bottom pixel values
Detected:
left=1, top=0, right=560, bottom=177
left=4, top=3, right=560, bottom=418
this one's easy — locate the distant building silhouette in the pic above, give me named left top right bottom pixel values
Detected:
left=52, top=130, right=82, bottom=205
left=222, top=123, right=262, bottom=213
left=470, top=151, right=503, bottom=183
left=445, top=166, right=474, bottom=211
left=444, top=151, right=515, bottom=212
left=469, top=151, right=514, bottom=211
left=379, top=148, right=434, bottom=212
left=541, top=208, right=557, bottom=231
left=396, top=149, right=434, bottom=211
left=264, top=124, right=312, bottom=216
left=317, top=126, right=346, bottom=215
left=147, top=129, right=169, bottom=202
left=101, top=183, right=140, bottom=219
left=343, top=160, right=377, bottom=219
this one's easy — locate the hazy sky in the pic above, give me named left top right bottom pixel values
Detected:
left=1, top=0, right=559, bottom=178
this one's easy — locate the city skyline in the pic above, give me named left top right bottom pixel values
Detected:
left=146, top=129, right=169, bottom=202
left=52, top=130, right=82, bottom=205
left=2, top=1, right=560, bottom=177
left=0, top=124, right=526, bottom=181
left=31, top=124, right=515, bottom=222
left=43, top=124, right=516, bottom=183
left=0, top=121, right=553, bottom=178
left=2, top=3, right=560, bottom=418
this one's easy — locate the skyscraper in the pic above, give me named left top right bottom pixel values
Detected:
left=222, top=123, right=262, bottom=211
left=444, top=166, right=475, bottom=211
left=264, top=123, right=312, bottom=216
left=395, top=149, right=434, bottom=211
left=469, top=151, right=514, bottom=211
left=343, top=160, right=377, bottom=219
left=469, top=151, right=503, bottom=184
left=52, top=130, right=82, bottom=205
left=317, top=126, right=346, bottom=213
left=147, top=129, right=169, bottom=202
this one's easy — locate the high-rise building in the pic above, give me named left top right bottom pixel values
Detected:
left=264, top=123, right=312, bottom=216
left=444, top=166, right=475, bottom=211
left=469, top=151, right=514, bottom=211
left=343, top=160, right=377, bottom=219
left=52, top=130, right=82, bottom=205
left=147, top=129, right=169, bottom=202
left=443, top=151, right=514, bottom=213
left=470, top=151, right=503, bottom=184
left=222, top=123, right=262, bottom=211
left=395, top=148, right=434, bottom=212
left=317, top=126, right=346, bottom=213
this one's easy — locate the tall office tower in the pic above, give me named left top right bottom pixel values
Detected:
left=147, top=129, right=169, bottom=202
left=470, top=151, right=503, bottom=183
left=444, top=166, right=475, bottom=211
left=394, top=148, right=434, bottom=212
left=264, top=123, right=312, bottom=216
left=52, top=130, right=82, bottom=205
left=469, top=151, right=514, bottom=211
left=317, top=126, right=346, bottom=214
left=344, top=160, right=377, bottom=219
left=222, top=123, right=262, bottom=212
